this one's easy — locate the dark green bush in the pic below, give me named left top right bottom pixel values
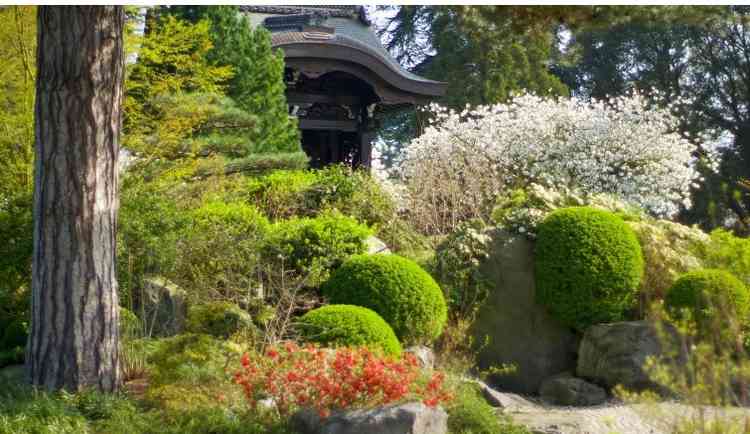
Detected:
left=1, top=318, right=27, bottom=350
left=665, top=269, right=750, bottom=328
left=447, top=383, right=531, bottom=434
left=186, top=301, right=254, bottom=338
left=321, top=254, right=448, bottom=344
left=264, top=211, right=371, bottom=284
left=535, top=207, right=644, bottom=331
left=298, top=304, right=401, bottom=356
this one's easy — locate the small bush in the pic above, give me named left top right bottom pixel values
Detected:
left=321, top=254, right=448, bottom=344
left=447, top=383, right=530, bottom=434
left=535, top=207, right=644, bottom=331
left=186, top=301, right=254, bottom=338
left=119, top=307, right=142, bottom=338
left=234, top=343, right=451, bottom=418
left=175, top=201, right=268, bottom=301
left=1, top=318, right=27, bottom=350
left=298, top=305, right=401, bottom=356
left=264, top=211, right=371, bottom=284
left=665, top=269, right=750, bottom=332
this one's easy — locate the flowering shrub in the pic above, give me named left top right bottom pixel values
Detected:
left=399, top=92, right=703, bottom=234
left=234, top=342, right=451, bottom=418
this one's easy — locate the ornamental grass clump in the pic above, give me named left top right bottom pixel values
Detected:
left=535, top=207, right=644, bottom=331
left=321, top=254, right=448, bottom=344
left=234, top=342, right=452, bottom=418
left=298, top=305, right=401, bottom=356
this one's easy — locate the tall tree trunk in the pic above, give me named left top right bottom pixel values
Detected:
left=27, top=6, right=124, bottom=392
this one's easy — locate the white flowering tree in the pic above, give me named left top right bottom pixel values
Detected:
left=398, top=93, right=704, bottom=234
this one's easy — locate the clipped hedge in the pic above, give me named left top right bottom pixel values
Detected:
left=186, top=301, right=254, bottom=338
left=321, top=254, right=447, bottom=344
left=535, top=207, right=644, bottom=331
left=264, top=211, right=371, bottom=284
left=298, top=304, right=401, bottom=356
left=665, top=268, right=750, bottom=329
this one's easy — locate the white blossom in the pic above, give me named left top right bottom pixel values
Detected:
left=398, top=92, right=704, bottom=226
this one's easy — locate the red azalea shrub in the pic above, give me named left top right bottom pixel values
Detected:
left=234, top=342, right=452, bottom=417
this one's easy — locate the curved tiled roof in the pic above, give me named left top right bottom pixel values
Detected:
left=242, top=6, right=446, bottom=99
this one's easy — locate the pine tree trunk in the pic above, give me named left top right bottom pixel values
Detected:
left=27, top=6, right=124, bottom=392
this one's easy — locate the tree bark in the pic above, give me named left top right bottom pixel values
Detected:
left=27, top=6, right=124, bottom=392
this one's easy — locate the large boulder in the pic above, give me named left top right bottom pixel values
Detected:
left=292, top=402, right=448, bottom=434
left=539, top=373, right=607, bottom=407
left=577, top=321, right=680, bottom=392
left=140, top=277, right=187, bottom=336
left=471, top=230, right=578, bottom=394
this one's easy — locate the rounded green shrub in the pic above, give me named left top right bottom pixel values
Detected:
left=298, top=304, right=401, bottom=356
left=535, top=207, right=644, bottom=331
left=321, top=254, right=447, bottom=344
left=186, top=301, right=254, bottom=338
left=1, top=318, right=27, bottom=350
left=665, top=268, right=750, bottom=328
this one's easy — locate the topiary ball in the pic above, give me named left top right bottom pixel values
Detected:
left=321, top=254, right=447, bottom=344
left=298, top=305, right=401, bottom=356
left=665, top=268, right=750, bottom=329
left=186, top=301, right=254, bottom=338
left=535, top=207, right=644, bottom=331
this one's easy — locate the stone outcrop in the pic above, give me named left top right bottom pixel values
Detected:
left=404, top=345, right=435, bottom=370
left=365, top=236, right=391, bottom=255
left=292, top=402, right=448, bottom=434
left=539, top=373, right=607, bottom=407
left=471, top=229, right=578, bottom=394
left=577, top=320, right=680, bottom=392
left=140, top=277, right=187, bottom=336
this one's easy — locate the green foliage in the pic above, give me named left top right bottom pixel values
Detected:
left=147, top=333, right=243, bottom=388
left=265, top=211, right=371, bottom=284
left=322, top=254, right=448, bottom=344
left=164, top=6, right=300, bottom=155
left=224, top=152, right=309, bottom=175
left=665, top=269, right=750, bottom=331
left=0, top=6, right=35, bottom=203
left=175, top=201, right=268, bottom=301
left=535, top=207, right=644, bottom=331
left=447, top=383, right=531, bottom=434
left=431, top=219, right=492, bottom=319
left=0, top=191, right=32, bottom=334
left=1, top=318, right=27, bottom=351
left=186, top=301, right=254, bottom=338
left=298, top=305, right=402, bottom=356
left=246, top=166, right=398, bottom=227
left=698, top=228, right=750, bottom=287
left=119, top=307, right=142, bottom=339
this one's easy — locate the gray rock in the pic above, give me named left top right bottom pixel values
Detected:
left=292, top=402, right=448, bottom=434
left=472, top=379, right=537, bottom=410
left=404, top=345, right=434, bottom=370
left=539, top=373, right=607, bottom=407
left=366, top=236, right=391, bottom=254
left=471, top=230, right=578, bottom=394
left=140, top=277, right=187, bottom=336
left=577, top=320, right=681, bottom=392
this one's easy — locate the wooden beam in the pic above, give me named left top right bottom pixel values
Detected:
left=298, top=119, right=358, bottom=132
left=286, top=92, right=361, bottom=106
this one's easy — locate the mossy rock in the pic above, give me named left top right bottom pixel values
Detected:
left=298, top=304, right=401, bottom=356
left=535, top=207, right=644, bottom=331
left=186, top=301, right=254, bottom=338
left=321, top=254, right=447, bottom=344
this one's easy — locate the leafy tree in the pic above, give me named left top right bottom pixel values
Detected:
left=375, top=6, right=568, bottom=166
left=0, top=6, right=35, bottom=203
left=163, top=6, right=300, bottom=154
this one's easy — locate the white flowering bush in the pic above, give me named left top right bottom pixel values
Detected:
left=398, top=92, right=703, bottom=234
